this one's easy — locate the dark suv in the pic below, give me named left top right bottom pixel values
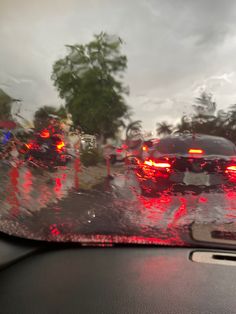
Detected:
left=135, top=134, right=236, bottom=194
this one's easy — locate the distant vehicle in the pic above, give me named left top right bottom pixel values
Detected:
left=23, top=128, right=71, bottom=170
left=81, top=134, right=97, bottom=150
left=134, top=134, right=236, bottom=194
left=103, top=144, right=127, bottom=164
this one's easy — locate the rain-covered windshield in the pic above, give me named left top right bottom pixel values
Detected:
left=1, top=0, right=236, bottom=247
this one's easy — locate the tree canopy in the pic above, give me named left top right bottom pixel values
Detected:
left=0, top=89, right=12, bottom=119
left=158, top=91, right=236, bottom=144
left=51, top=32, right=130, bottom=141
left=156, top=121, right=173, bottom=136
left=33, top=105, right=67, bottom=129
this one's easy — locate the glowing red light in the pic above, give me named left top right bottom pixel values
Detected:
left=144, top=159, right=171, bottom=168
left=25, top=143, right=32, bottom=149
left=199, top=197, right=207, bottom=203
left=188, top=148, right=203, bottom=154
left=116, top=148, right=123, bottom=153
left=50, top=224, right=60, bottom=236
left=57, top=141, right=65, bottom=150
left=142, top=145, right=148, bottom=151
left=40, top=129, right=50, bottom=138
left=225, top=165, right=236, bottom=183
left=226, top=165, right=236, bottom=172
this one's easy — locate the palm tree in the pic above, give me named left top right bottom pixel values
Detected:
left=193, top=91, right=216, bottom=116
left=125, top=120, right=142, bottom=139
left=156, top=121, right=173, bottom=136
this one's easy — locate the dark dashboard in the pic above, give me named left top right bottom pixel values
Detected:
left=0, top=235, right=235, bottom=314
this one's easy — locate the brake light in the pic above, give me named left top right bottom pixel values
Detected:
left=144, top=159, right=171, bottom=169
left=226, top=165, right=236, bottom=173
left=188, top=148, right=204, bottom=154
left=56, top=141, right=65, bottom=150
left=40, top=129, right=50, bottom=138
left=142, top=145, right=148, bottom=151
left=116, top=148, right=122, bottom=153
left=25, top=143, right=32, bottom=149
left=225, top=164, right=236, bottom=183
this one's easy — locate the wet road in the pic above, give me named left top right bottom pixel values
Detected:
left=0, top=161, right=236, bottom=245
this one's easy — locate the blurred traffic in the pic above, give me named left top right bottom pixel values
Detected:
left=0, top=86, right=236, bottom=245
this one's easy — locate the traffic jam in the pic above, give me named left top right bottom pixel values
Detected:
left=0, top=118, right=236, bottom=244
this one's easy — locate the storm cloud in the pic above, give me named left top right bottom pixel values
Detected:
left=1, top=0, right=236, bottom=130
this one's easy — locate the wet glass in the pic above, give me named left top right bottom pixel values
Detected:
left=0, top=0, right=236, bottom=248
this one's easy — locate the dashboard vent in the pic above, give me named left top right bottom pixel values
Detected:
left=191, top=251, right=236, bottom=266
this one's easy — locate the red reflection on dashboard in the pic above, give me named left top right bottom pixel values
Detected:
left=50, top=224, right=61, bottom=236
left=73, top=234, right=186, bottom=246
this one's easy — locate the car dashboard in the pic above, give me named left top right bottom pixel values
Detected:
left=0, top=234, right=235, bottom=314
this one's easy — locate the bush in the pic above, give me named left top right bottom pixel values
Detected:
left=80, top=148, right=102, bottom=167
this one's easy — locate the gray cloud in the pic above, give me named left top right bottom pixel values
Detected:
left=1, top=0, right=236, bottom=130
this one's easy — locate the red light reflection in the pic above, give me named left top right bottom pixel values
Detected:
left=56, top=141, right=65, bottom=151
left=50, top=224, right=61, bottom=236
left=199, top=197, right=207, bottom=203
left=74, top=157, right=80, bottom=190
left=22, top=169, right=33, bottom=201
left=7, top=166, right=20, bottom=217
left=40, top=129, right=50, bottom=138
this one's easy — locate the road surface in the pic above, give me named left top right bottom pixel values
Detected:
left=0, top=161, right=235, bottom=245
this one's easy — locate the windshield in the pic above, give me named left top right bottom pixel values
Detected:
left=1, top=0, right=236, bottom=248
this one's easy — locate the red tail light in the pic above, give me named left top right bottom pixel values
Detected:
left=225, top=165, right=236, bottom=173
left=40, top=129, right=50, bottom=138
left=144, top=159, right=171, bottom=169
left=116, top=148, right=123, bottom=153
left=188, top=148, right=204, bottom=154
left=56, top=141, right=65, bottom=151
left=142, top=145, right=148, bottom=151
left=25, top=143, right=32, bottom=149
left=225, top=164, right=236, bottom=182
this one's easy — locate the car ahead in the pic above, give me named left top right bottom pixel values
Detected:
left=103, top=144, right=126, bottom=164
left=134, top=134, right=236, bottom=194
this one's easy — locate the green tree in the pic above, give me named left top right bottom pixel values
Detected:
left=0, top=89, right=12, bottom=119
left=176, top=91, right=217, bottom=136
left=175, top=115, right=192, bottom=133
left=221, top=104, right=236, bottom=143
left=33, top=105, right=67, bottom=129
left=51, top=32, right=129, bottom=143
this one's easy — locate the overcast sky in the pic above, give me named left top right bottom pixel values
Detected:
left=1, top=0, right=236, bottom=131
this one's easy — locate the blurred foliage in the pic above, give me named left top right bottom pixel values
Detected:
left=51, top=32, right=130, bottom=142
left=80, top=148, right=102, bottom=167
left=157, top=91, right=236, bottom=144
left=156, top=121, right=173, bottom=136
left=33, top=105, right=67, bottom=129
left=193, top=91, right=216, bottom=116
left=0, top=89, right=12, bottom=119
